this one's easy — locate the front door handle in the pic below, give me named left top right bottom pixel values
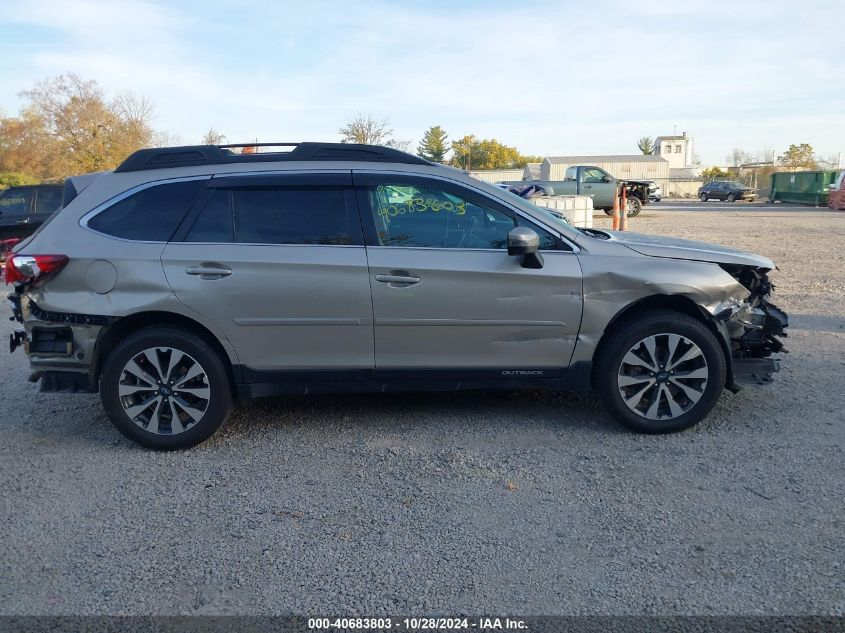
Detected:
left=375, top=273, right=421, bottom=286
left=583, top=184, right=592, bottom=189
left=16, top=219, right=29, bottom=224
left=185, top=264, right=232, bottom=279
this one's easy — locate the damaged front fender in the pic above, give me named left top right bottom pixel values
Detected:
left=574, top=251, right=788, bottom=391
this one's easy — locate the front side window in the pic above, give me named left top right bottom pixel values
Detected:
left=88, top=180, right=205, bottom=241
left=0, top=189, right=33, bottom=216
left=364, top=182, right=557, bottom=250
left=582, top=168, right=606, bottom=183
left=186, top=186, right=358, bottom=245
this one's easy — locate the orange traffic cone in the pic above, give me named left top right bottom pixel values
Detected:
left=620, top=185, right=628, bottom=231
left=611, top=187, right=620, bottom=230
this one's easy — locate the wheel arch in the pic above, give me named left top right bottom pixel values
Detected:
left=93, top=310, right=241, bottom=390
left=593, top=294, right=733, bottom=388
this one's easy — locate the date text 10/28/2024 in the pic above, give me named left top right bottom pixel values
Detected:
left=308, top=617, right=527, bottom=630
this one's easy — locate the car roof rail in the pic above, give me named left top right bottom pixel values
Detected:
left=114, top=142, right=434, bottom=173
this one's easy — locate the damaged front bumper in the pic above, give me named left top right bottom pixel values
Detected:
left=714, top=265, right=789, bottom=391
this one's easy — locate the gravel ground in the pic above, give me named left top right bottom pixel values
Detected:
left=1, top=207, right=843, bottom=616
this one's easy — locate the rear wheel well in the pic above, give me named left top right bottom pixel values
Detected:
left=94, top=311, right=237, bottom=391
left=595, top=294, right=732, bottom=386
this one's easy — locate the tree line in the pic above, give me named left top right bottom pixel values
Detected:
left=337, top=113, right=541, bottom=170
left=0, top=74, right=542, bottom=187
left=2, top=74, right=837, bottom=189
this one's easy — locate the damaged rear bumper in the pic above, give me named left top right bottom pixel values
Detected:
left=8, top=291, right=102, bottom=393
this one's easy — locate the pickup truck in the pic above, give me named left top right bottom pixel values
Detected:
left=501, top=165, right=650, bottom=217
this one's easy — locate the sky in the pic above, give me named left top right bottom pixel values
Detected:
left=0, top=0, right=842, bottom=166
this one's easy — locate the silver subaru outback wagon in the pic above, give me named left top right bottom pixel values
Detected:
left=6, top=142, right=788, bottom=449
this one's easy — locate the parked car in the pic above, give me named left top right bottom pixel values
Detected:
left=698, top=181, right=756, bottom=202
left=0, top=183, right=64, bottom=242
left=502, top=166, right=651, bottom=217
left=644, top=180, right=662, bottom=202
left=6, top=142, right=788, bottom=449
left=827, top=171, right=845, bottom=210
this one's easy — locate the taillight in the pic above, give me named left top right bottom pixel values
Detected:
left=5, top=255, right=69, bottom=285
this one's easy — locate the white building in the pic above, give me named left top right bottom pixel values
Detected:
left=653, top=132, right=694, bottom=170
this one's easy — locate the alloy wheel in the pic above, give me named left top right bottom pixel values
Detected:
left=118, top=347, right=211, bottom=435
left=616, top=333, right=709, bottom=421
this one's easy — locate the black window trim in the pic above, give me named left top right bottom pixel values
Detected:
left=171, top=171, right=364, bottom=246
left=79, top=175, right=211, bottom=243
left=352, top=171, right=578, bottom=253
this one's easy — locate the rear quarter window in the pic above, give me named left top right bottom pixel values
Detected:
left=87, top=180, right=206, bottom=241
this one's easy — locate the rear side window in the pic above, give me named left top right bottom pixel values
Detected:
left=186, top=186, right=359, bottom=245
left=34, top=188, right=63, bottom=214
left=88, top=180, right=205, bottom=241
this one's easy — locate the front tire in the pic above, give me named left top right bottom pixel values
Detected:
left=100, top=327, right=233, bottom=449
left=699, top=193, right=708, bottom=202
left=727, top=193, right=736, bottom=202
left=594, top=311, right=726, bottom=433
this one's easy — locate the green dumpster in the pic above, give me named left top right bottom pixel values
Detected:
left=770, top=170, right=838, bottom=206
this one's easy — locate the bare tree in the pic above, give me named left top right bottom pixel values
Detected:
left=201, top=128, right=227, bottom=145
left=338, top=113, right=394, bottom=145
left=727, top=148, right=753, bottom=168
left=385, top=138, right=411, bottom=152
left=112, top=92, right=153, bottom=125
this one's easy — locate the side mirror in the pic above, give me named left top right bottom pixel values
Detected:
left=507, top=227, right=544, bottom=269
left=601, top=175, right=613, bottom=183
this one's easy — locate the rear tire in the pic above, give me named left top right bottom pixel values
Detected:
left=100, top=327, right=232, bottom=449
left=699, top=193, right=708, bottom=202
left=593, top=311, right=726, bottom=433
left=626, top=196, right=643, bottom=217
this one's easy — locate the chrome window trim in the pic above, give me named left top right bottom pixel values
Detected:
left=353, top=169, right=581, bottom=254
left=78, top=175, right=212, bottom=243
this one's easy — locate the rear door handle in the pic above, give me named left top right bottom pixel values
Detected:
left=16, top=219, right=29, bottom=224
left=375, top=273, right=421, bottom=286
left=186, top=264, right=232, bottom=279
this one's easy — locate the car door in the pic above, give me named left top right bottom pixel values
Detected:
left=354, top=172, right=583, bottom=374
left=715, top=183, right=728, bottom=200
left=580, top=167, right=616, bottom=208
left=161, top=171, right=374, bottom=372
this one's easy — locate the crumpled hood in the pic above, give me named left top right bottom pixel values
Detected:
left=608, top=231, right=775, bottom=269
